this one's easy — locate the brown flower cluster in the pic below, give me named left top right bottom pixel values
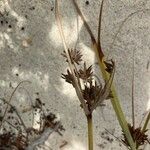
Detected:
left=61, top=49, right=115, bottom=113
left=82, top=81, right=102, bottom=107
left=122, top=123, right=150, bottom=148
left=61, top=49, right=82, bottom=65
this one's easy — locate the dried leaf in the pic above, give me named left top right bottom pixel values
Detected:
left=43, top=113, right=65, bottom=136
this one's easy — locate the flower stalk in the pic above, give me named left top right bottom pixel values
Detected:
left=87, top=114, right=93, bottom=150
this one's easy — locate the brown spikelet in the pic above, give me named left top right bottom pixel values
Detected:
left=122, top=123, right=149, bottom=148
left=78, top=63, right=93, bottom=81
left=61, top=49, right=82, bottom=65
left=61, top=69, right=75, bottom=86
left=104, top=59, right=114, bottom=74
left=82, top=81, right=102, bottom=107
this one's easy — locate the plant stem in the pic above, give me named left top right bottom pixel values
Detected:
left=132, top=50, right=135, bottom=129
left=91, top=41, right=136, bottom=149
left=93, top=45, right=136, bottom=149
left=55, top=0, right=90, bottom=116
left=87, top=114, right=93, bottom=150
left=0, top=81, right=30, bottom=130
left=142, top=111, right=150, bottom=132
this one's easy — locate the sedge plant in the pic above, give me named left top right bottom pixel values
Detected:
left=55, top=0, right=150, bottom=149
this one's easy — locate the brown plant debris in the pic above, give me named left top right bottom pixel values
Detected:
left=0, top=131, right=28, bottom=150
left=59, top=140, right=68, bottom=149
left=0, top=95, right=64, bottom=150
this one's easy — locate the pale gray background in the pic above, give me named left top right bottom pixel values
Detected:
left=0, top=0, right=150, bottom=149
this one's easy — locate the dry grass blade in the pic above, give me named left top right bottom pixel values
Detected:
left=131, top=50, right=135, bottom=129
left=105, top=128, right=127, bottom=147
left=98, top=0, right=105, bottom=51
left=55, top=0, right=90, bottom=116
left=109, top=9, right=150, bottom=52
left=72, top=0, right=96, bottom=43
left=72, top=0, right=104, bottom=60
left=0, top=81, right=31, bottom=130
left=18, top=87, right=34, bottom=126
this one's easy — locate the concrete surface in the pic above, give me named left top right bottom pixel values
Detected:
left=0, top=0, right=150, bottom=149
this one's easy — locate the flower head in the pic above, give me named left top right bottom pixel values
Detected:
left=61, top=49, right=82, bottom=65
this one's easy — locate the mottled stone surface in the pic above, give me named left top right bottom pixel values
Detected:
left=0, top=0, right=150, bottom=149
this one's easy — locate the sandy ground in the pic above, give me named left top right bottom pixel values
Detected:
left=0, top=0, right=150, bottom=149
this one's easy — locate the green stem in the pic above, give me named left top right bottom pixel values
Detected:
left=87, top=114, right=93, bottom=150
left=142, top=111, right=150, bottom=132
left=93, top=43, right=136, bottom=150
